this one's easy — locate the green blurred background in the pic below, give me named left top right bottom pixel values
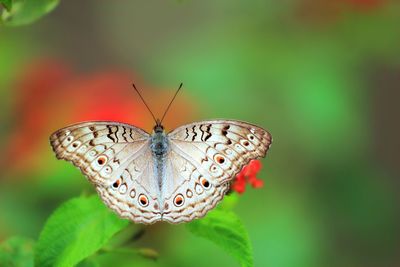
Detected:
left=1, top=0, right=399, bottom=266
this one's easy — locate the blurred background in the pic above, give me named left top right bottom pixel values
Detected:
left=0, top=0, right=399, bottom=266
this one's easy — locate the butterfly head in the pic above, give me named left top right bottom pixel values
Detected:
left=154, top=119, right=164, bottom=133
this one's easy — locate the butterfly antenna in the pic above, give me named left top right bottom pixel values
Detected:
left=132, top=83, right=157, bottom=124
left=160, top=83, right=183, bottom=125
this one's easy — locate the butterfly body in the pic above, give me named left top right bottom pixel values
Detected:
left=50, top=120, right=272, bottom=224
left=150, top=125, right=169, bottom=206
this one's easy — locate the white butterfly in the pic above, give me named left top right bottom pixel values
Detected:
left=49, top=84, right=272, bottom=224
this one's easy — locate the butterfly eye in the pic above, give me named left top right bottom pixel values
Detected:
left=138, top=194, right=149, bottom=207
left=200, top=177, right=211, bottom=189
left=214, top=155, right=225, bottom=164
left=112, top=179, right=121, bottom=188
left=97, top=156, right=107, bottom=166
left=174, top=194, right=185, bottom=207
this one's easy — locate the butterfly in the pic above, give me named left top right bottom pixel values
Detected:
left=49, top=84, right=272, bottom=224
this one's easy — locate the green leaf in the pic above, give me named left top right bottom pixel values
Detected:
left=1, top=0, right=59, bottom=26
left=0, top=236, right=35, bottom=267
left=35, top=195, right=130, bottom=267
left=76, top=258, right=99, bottom=267
left=187, top=210, right=253, bottom=267
left=101, top=247, right=159, bottom=261
left=217, top=192, right=239, bottom=211
left=0, top=0, right=12, bottom=11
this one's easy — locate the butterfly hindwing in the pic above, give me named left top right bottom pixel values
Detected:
left=156, top=148, right=229, bottom=223
left=95, top=146, right=163, bottom=224
left=50, top=121, right=162, bottom=224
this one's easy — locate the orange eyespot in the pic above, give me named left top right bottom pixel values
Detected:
left=215, top=155, right=225, bottom=164
left=112, top=179, right=121, bottom=188
left=243, top=141, right=250, bottom=146
left=200, top=177, right=211, bottom=189
left=139, top=194, right=149, bottom=207
left=174, top=194, right=184, bottom=207
left=97, top=156, right=107, bottom=165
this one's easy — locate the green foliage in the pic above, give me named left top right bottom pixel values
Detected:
left=76, top=258, right=100, bottom=267
left=0, top=0, right=12, bottom=11
left=0, top=236, right=35, bottom=267
left=29, top=192, right=251, bottom=267
left=187, top=208, right=253, bottom=267
left=217, top=192, right=239, bottom=211
left=1, top=0, right=59, bottom=26
left=34, top=195, right=129, bottom=267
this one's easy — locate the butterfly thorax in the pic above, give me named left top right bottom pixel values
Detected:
left=151, top=125, right=168, bottom=157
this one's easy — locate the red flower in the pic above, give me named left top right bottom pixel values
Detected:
left=2, top=59, right=196, bottom=175
left=295, top=0, right=386, bottom=24
left=231, top=160, right=264, bottom=194
left=345, top=0, right=385, bottom=11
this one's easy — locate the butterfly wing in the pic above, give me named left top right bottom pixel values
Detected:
left=50, top=121, right=162, bottom=224
left=162, top=120, right=272, bottom=223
